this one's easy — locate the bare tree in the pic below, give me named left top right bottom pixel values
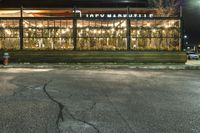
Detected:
left=151, top=0, right=180, bottom=17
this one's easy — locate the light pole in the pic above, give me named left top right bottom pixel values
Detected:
left=188, top=0, right=200, bottom=51
left=180, top=0, right=185, bottom=51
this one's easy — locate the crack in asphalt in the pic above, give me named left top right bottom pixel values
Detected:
left=89, top=102, right=97, bottom=111
left=79, top=101, right=96, bottom=117
left=42, top=80, right=64, bottom=133
left=43, top=80, right=100, bottom=133
left=102, top=89, right=136, bottom=133
left=64, top=105, right=100, bottom=133
left=69, top=127, right=78, bottom=133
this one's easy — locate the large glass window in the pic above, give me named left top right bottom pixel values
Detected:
left=0, top=19, right=19, bottom=49
left=23, top=19, right=73, bottom=50
left=0, top=8, right=181, bottom=51
left=77, top=19, right=127, bottom=50
left=131, top=19, right=181, bottom=51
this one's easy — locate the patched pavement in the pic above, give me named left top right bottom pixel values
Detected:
left=0, top=68, right=200, bottom=133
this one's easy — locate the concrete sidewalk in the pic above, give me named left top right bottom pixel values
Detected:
left=0, top=62, right=200, bottom=70
left=186, top=60, right=200, bottom=66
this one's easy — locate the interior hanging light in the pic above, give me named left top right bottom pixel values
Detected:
left=1, top=23, right=5, bottom=28
left=5, top=29, right=11, bottom=35
left=66, top=28, right=70, bottom=32
left=62, top=29, right=66, bottom=34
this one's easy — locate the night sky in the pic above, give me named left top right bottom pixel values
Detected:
left=183, top=0, right=200, bottom=45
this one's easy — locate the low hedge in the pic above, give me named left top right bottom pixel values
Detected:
left=0, top=50, right=187, bottom=63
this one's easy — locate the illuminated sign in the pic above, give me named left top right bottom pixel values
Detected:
left=74, top=10, right=154, bottom=18
left=84, top=13, right=154, bottom=18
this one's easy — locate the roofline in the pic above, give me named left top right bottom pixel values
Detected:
left=0, top=0, right=149, bottom=8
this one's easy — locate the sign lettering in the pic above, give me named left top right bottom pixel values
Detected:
left=82, top=13, right=154, bottom=18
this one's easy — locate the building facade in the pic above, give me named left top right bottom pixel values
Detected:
left=0, top=0, right=183, bottom=51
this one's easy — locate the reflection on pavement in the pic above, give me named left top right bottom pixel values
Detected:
left=186, top=60, right=200, bottom=66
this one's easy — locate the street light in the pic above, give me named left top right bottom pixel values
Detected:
left=188, top=0, right=200, bottom=14
left=184, top=35, right=188, bottom=38
left=189, top=0, right=200, bottom=6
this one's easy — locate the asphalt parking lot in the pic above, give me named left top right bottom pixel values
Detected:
left=0, top=68, right=200, bottom=133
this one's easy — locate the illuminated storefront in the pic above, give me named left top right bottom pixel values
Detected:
left=0, top=0, right=183, bottom=51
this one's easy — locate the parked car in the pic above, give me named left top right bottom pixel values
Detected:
left=186, top=52, right=199, bottom=60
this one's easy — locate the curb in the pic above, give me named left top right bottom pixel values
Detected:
left=0, top=64, right=200, bottom=70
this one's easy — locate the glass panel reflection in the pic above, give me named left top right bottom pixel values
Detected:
left=77, top=19, right=127, bottom=50
left=0, top=11, right=181, bottom=51
left=0, top=19, right=19, bottom=49
left=131, top=19, right=180, bottom=51
left=23, top=19, right=73, bottom=50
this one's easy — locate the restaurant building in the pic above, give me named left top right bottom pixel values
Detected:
left=0, top=0, right=183, bottom=51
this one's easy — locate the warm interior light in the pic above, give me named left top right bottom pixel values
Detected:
left=66, top=28, right=70, bottom=32
left=165, top=25, right=170, bottom=28
left=132, top=38, right=136, bottom=41
left=170, top=20, right=175, bottom=25
left=122, top=22, right=126, bottom=27
left=38, top=24, right=43, bottom=28
left=24, top=10, right=42, bottom=13
left=0, top=10, right=20, bottom=14
left=24, top=24, right=29, bottom=28
left=62, top=29, right=66, bottom=34
left=1, top=24, right=5, bottom=28
left=114, top=22, right=120, bottom=27
left=78, top=24, right=82, bottom=27
left=5, top=29, right=11, bottom=35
